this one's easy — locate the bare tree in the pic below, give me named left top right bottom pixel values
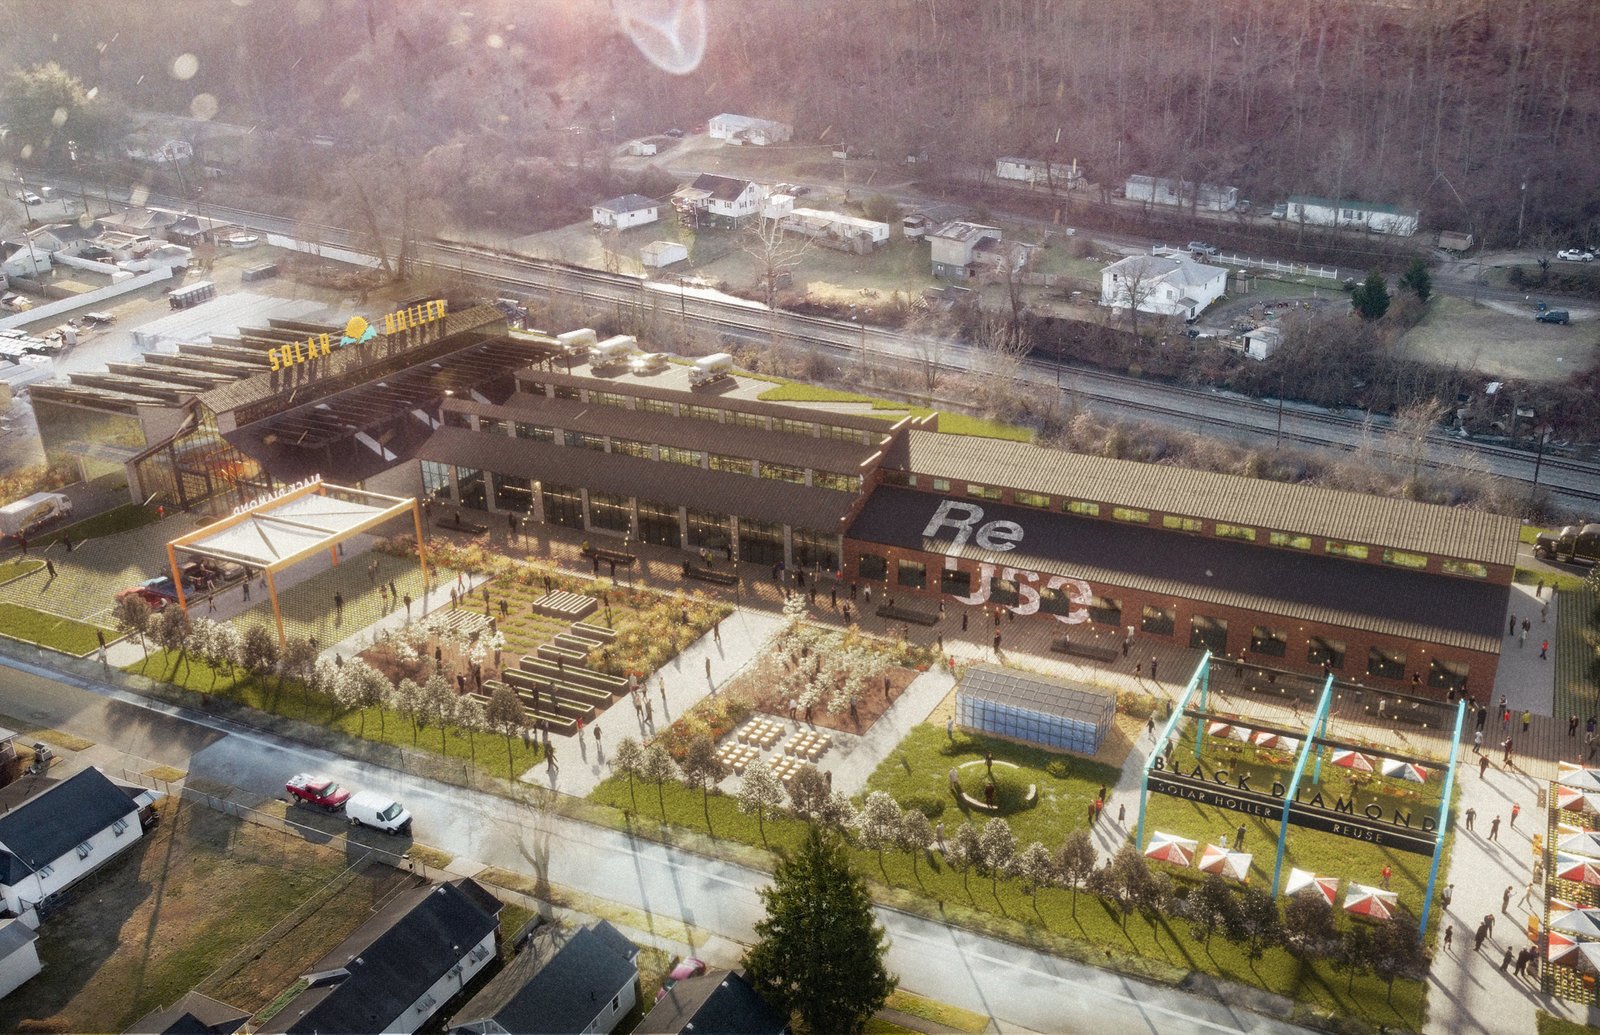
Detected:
left=739, top=213, right=814, bottom=308
left=1384, top=398, right=1448, bottom=490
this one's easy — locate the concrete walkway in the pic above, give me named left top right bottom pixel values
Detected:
left=830, top=666, right=955, bottom=797
left=533, top=607, right=787, bottom=798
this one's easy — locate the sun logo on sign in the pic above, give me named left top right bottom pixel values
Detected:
left=339, top=316, right=378, bottom=347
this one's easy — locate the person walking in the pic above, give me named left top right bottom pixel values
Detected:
left=1381, top=864, right=1392, bottom=889
left=1500, top=946, right=1515, bottom=972
left=1442, top=883, right=1454, bottom=908
left=546, top=742, right=558, bottom=772
left=1472, top=729, right=1483, bottom=754
left=1541, top=639, right=1549, bottom=660
left=1503, top=738, right=1515, bottom=766
left=1510, top=802, right=1521, bottom=828
left=1151, top=656, right=1159, bottom=681
left=1477, top=704, right=1488, bottom=731
left=44, top=558, right=55, bottom=579
left=1464, top=807, right=1476, bottom=831
left=403, top=593, right=413, bottom=618
left=1515, top=947, right=1531, bottom=976
left=993, top=631, right=1002, bottom=653
left=1235, top=823, right=1247, bottom=849
left=1443, top=926, right=1454, bottom=952
left=712, top=620, right=721, bottom=644
left=1479, top=755, right=1490, bottom=779
left=1489, top=815, right=1501, bottom=842
left=1473, top=920, right=1488, bottom=952
left=333, top=591, right=343, bottom=620
left=1522, top=709, right=1532, bottom=733
left=1509, top=614, right=1517, bottom=637
left=1572, top=715, right=1581, bottom=738
left=1502, top=885, right=1513, bottom=913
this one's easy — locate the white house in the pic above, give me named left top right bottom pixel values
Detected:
left=1124, top=175, right=1238, bottom=212
left=1283, top=195, right=1419, bottom=236
left=1100, top=253, right=1227, bottom=320
left=929, top=221, right=1003, bottom=279
left=0, top=919, right=40, bottom=999
left=995, top=156, right=1082, bottom=190
left=0, top=767, right=148, bottom=926
left=447, top=921, right=639, bottom=1035
left=707, top=114, right=793, bottom=146
left=640, top=241, right=689, bottom=268
left=260, top=878, right=502, bottom=1035
left=592, top=194, right=661, bottom=230
left=0, top=241, right=52, bottom=279
left=673, top=174, right=765, bottom=226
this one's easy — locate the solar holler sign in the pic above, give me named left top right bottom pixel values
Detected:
left=267, top=300, right=448, bottom=371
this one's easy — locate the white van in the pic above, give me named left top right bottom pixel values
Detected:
left=0, top=492, right=72, bottom=538
left=345, top=791, right=412, bottom=835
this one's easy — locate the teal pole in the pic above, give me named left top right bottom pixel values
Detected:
left=1138, top=653, right=1209, bottom=852
left=1273, top=682, right=1334, bottom=896
left=1195, top=650, right=1212, bottom=757
left=1418, top=697, right=1467, bottom=940
left=1311, top=673, right=1333, bottom=785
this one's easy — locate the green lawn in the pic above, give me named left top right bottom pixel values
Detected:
left=1516, top=566, right=1593, bottom=593
left=1537, top=1009, right=1598, bottom=1035
left=0, top=558, right=42, bottom=585
left=1521, top=525, right=1553, bottom=546
left=590, top=728, right=1426, bottom=1030
left=1554, top=585, right=1599, bottom=727
left=33, top=502, right=160, bottom=547
left=0, top=600, right=112, bottom=654
left=132, top=650, right=546, bottom=779
left=862, top=724, right=1120, bottom=850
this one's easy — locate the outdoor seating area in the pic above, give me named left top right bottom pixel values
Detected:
left=782, top=729, right=832, bottom=762
left=531, top=590, right=598, bottom=621
left=1544, top=764, right=1600, bottom=1003
left=738, top=717, right=786, bottom=750
left=715, top=739, right=760, bottom=774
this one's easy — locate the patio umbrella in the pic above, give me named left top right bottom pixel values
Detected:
left=1144, top=832, right=1197, bottom=867
left=1550, top=908, right=1600, bottom=939
left=1284, top=868, right=1339, bottom=905
left=1197, top=845, right=1252, bottom=881
left=1379, top=758, right=1429, bottom=783
left=1559, top=831, right=1600, bottom=859
left=1559, top=762, right=1600, bottom=792
left=1225, top=724, right=1253, bottom=742
left=1549, top=931, right=1580, bottom=965
left=1557, top=785, right=1600, bottom=814
left=1557, top=854, right=1600, bottom=885
left=1252, top=731, right=1301, bottom=752
left=1330, top=750, right=1374, bottom=773
left=1343, top=885, right=1395, bottom=920
left=1207, top=722, right=1237, bottom=739
left=1550, top=896, right=1581, bottom=916
left=1579, top=943, right=1600, bottom=975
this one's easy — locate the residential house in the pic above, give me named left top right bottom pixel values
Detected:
left=592, top=195, right=661, bottom=230
left=36, top=222, right=99, bottom=257
left=125, top=992, right=250, bottom=1035
left=782, top=208, right=891, bottom=252
left=259, top=878, right=503, bottom=1035
left=635, top=969, right=788, bottom=1035
left=995, top=156, right=1082, bottom=190
left=0, top=729, right=18, bottom=789
left=97, top=208, right=179, bottom=238
left=929, top=221, right=1003, bottom=279
left=0, top=767, right=149, bottom=926
left=0, top=919, right=40, bottom=1000
left=1283, top=196, right=1419, bottom=237
left=447, top=920, right=639, bottom=1035
left=88, top=231, right=155, bottom=264
left=1124, top=175, right=1238, bottom=212
left=673, top=174, right=765, bottom=227
left=640, top=241, right=689, bottom=268
left=0, top=241, right=52, bottom=279
left=163, top=215, right=239, bottom=247
left=1099, top=253, right=1227, bottom=320
left=707, top=114, right=793, bottom=147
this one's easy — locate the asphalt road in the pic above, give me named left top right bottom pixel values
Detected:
left=0, top=653, right=1315, bottom=1035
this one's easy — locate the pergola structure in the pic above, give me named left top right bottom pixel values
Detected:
left=164, top=480, right=427, bottom=646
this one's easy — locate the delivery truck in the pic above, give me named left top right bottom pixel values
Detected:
left=0, top=492, right=71, bottom=538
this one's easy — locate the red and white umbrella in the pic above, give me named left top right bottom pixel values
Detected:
left=1579, top=943, right=1600, bottom=975
left=1556, top=853, right=1600, bottom=885
left=1551, top=907, right=1600, bottom=938
left=1557, top=785, right=1600, bottom=814
left=1144, top=831, right=1197, bottom=867
left=1551, top=896, right=1581, bottom=915
left=1379, top=758, right=1429, bottom=783
left=1252, top=731, right=1301, bottom=752
left=1225, top=724, right=1253, bottom=742
left=1197, top=845, right=1252, bottom=881
left=1330, top=750, right=1374, bottom=773
left=1549, top=930, right=1580, bottom=964
left=1559, top=830, right=1600, bottom=859
left=1558, top=763, right=1600, bottom=792
left=1284, top=867, right=1339, bottom=905
left=1343, top=883, right=1398, bottom=919
left=1206, top=721, right=1237, bottom=740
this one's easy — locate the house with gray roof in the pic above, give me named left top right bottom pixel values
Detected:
left=592, top=194, right=661, bottom=230
left=929, top=221, right=1003, bottom=279
left=125, top=991, right=250, bottom=1035
left=0, top=919, right=40, bottom=1000
left=259, top=878, right=503, bottom=1035
left=1099, top=252, right=1227, bottom=320
left=673, top=174, right=765, bottom=226
left=0, top=767, right=148, bottom=926
left=1284, top=195, right=1419, bottom=237
left=635, top=969, right=788, bottom=1035
left=447, top=920, right=639, bottom=1035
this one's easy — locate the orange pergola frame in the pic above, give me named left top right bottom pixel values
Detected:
left=164, top=480, right=429, bottom=647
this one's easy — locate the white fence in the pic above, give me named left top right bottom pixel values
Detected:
left=0, top=265, right=177, bottom=330
left=264, top=233, right=383, bottom=270
left=1216, top=252, right=1341, bottom=281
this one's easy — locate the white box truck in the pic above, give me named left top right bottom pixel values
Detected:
left=345, top=790, right=413, bottom=835
left=588, top=334, right=637, bottom=369
left=689, top=352, right=733, bottom=388
left=0, top=492, right=71, bottom=538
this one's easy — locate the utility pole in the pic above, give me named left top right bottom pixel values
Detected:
left=1529, top=424, right=1552, bottom=502
left=1516, top=173, right=1528, bottom=247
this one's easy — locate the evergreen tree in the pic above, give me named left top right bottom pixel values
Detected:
left=1398, top=258, right=1432, bottom=301
left=744, top=828, right=897, bottom=1035
left=1350, top=269, right=1391, bottom=320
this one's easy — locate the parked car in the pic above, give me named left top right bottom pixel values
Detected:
left=663, top=127, right=684, bottom=138
left=82, top=312, right=116, bottom=326
left=286, top=773, right=352, bottom=811
left=1557, top=249, right=1595, bottom=262
left=1535, top=309, right=1570, bottom=324
left=656, top=957, right=707, bottom=1002
left=16, top=191, right=42, bottom=206
left=346, top=791, right=412, bottom=835
left=114, top=585, right=169, bottom=612
left=1187, top=241, right=1219, bottom=256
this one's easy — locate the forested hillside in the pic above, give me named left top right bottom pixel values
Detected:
left=5, top=0, right=1597, bottom=243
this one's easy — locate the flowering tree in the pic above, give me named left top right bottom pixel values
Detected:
left=640, top=743, right=680, bottom=824
left=423, top=673, right=457, bottom=753
left=392, top=677, right=430, bottom=743
left=856, top=791, right=904, bottom=878
left=898, top=810, right=934, bottom=882
left=949, top=821, right=982, bottom=898
left=1055, top=829, right=1097, bottom=916
left=737, top=758, right=786, bottom=845
left=613, top=735, right=646, bottom=813
left=454, top=695, right=487, bottom=761
left=1013, top=841, right=1055, bottom=913
left=336, top=658, right=392, bottom=735
left=978, top=818, right=1017, bottom=898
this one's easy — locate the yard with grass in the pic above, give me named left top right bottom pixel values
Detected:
left=0, top=600, right=113, bottom=654
left=0, top=558, right=41, bottom=585
left=1397, top=294, right=1597, bottom=382
left=1554, top=585, right=1599, bottom=726
left=131, top=649, right=547, bottom=779
left=0, top=801, right=417, bottom=1033
left=590, top=719, right=1427, bottom=1030
left=33, top=502, right=161, bottom=548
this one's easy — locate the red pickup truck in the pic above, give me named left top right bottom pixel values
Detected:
left=285, top=773, right=351, bottom=812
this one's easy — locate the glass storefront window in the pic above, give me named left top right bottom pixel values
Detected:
left=687, top=509, right=731, bottom=549
left=1428, top=657, right=1468, bottom=690
left=709, top=454, right=753, bottom=476
left=567, top=431, right=607, bottom=452
left=897, top=560, right=926, bottom=589
left=612, top=438, right=653, bottom=458
left=1307, top=637, right=1345, bottom=670
left=1249, top=625, right=1287, bottom=657
left=542, top=483, right=584, bottom=528
left=793, top=529, right=839, bottom=569
left=1190, top=615, right=1228, bottom=654
left=636, top=498, right=681, bottom=547
left=421, top=460, right=453, bottom=501
left=1141, top=605, right=1174, bottom=635
left=479, top=417, right=507, bottom=436
left=760, top=462, right=807, bottom=485
left=1367, top=646, right=1406, bottom=680
left=589, top=491, right=632, bottom=533
left=1086, top=595, right=1121, bottom=625
left=491, top=472, right=532, bottom=513
left=940, top=567, right=971, bottom=597
left=515, top=422, right=555, bottom=442
left=738, top=518, right=784, bottom=566
left=455, top=467, right=487, bottom=510
left=857, top=553, right=888, bottom=581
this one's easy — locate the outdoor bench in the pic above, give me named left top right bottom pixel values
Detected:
left=1049, top=636, right=1121, bottom=662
